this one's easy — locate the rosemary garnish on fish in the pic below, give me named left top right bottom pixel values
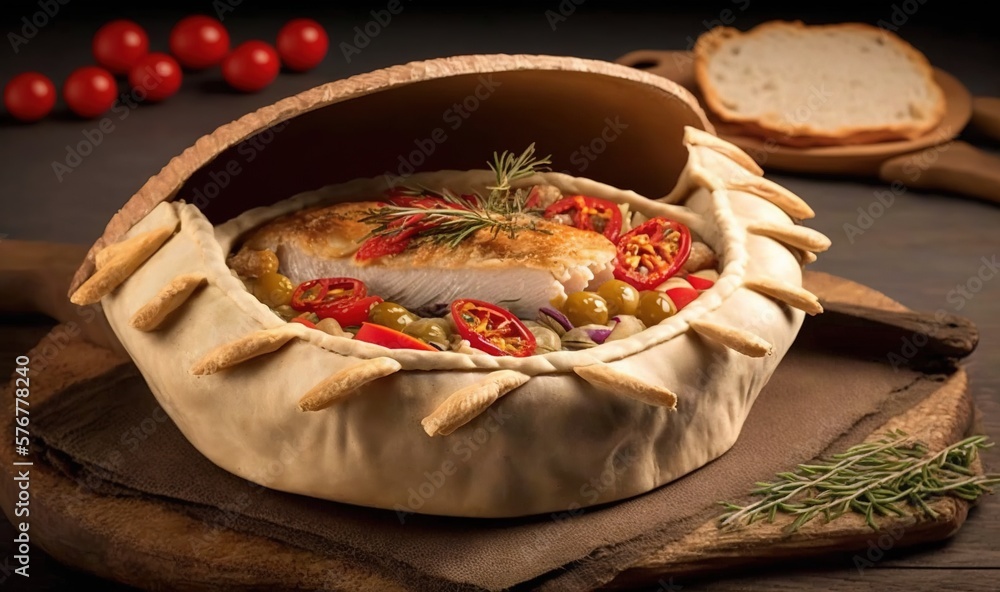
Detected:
left=359, top=144, right=552, bottom=250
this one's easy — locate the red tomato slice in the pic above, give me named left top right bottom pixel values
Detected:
left=543, top=195, right=623, bottom=242
left=686, top=274, right=716, bottom=291
left=665, top=287, right=699, bottom=310
left=355, top=322, right=437, bottom=351
left=450, top=299, right=537, bottom=357
left=613, top=217, right=691, bottom=291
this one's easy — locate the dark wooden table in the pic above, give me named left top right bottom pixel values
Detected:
left=1, top=3, right=998, bottom=590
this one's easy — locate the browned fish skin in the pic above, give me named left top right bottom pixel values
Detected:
left=241, top=201, right=615, bottom=271
left=235, top=201, right=617, bottom=317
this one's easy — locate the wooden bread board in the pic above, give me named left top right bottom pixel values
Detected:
left=0, top=272, right=981, bottom=591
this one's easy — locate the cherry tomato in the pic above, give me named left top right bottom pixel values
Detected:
left=450, top=299, right=537, bottom=357
left=92, top=20, right=149, bottom=75
left=169, top=15, right=230, bottom=70
left=222, top=41, right=280, bottom=92
left=544, top=195, right=623, bottom=242
left=4, top=72, right=56, bottom=122
left=63, top=67, right=118, bottom=118
left=276, top=18, right=329, bottom=72
left=128, top=53, right=182, bottom=102
left=613, top=217, right=691, bottom=291
left=355, top=322, right=437, bottom=351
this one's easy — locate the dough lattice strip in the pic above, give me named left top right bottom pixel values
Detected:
left=190, top=325, right=298, bottom=375
left=130, top=273, right=207, bottom=331
left=71, top=224, right=177, bottom=305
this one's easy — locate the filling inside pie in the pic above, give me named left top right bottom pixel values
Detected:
left=226, top=147, right=720, bottom=357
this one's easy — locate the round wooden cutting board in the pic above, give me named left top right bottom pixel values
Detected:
left=0, top=271, right=981, bottom=591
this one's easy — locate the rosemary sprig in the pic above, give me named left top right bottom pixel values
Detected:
left=719, top=430, right=1000, bottom=532
left=359, top=144, right=552, bottom=249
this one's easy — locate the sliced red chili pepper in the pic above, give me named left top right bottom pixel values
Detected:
left=290, top=278, right=366, bottom=312
left=665, top=287, right=699, bottom=310
left=613, top=217, right=692, bottom=291
left=685, top=273, right=716, bottom=291
left=289, top=278, right=381, bottom=326
left=543, top=195, right=623, bottom=242
left=329, top=295, right=384, bottom=327
left=290, top=316, right=317, bottom=329
left=355, top=322, right=437, bottom=351
left=450, top=299, right=537, bottom=357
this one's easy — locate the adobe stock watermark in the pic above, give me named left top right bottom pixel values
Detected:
left=843, top=128, right=955, bottom=244
left=29, top=304, right=101, bottom=373
left=887, top=254, right=997, bottom=370
left=520, top=444, right=640, bottom=559
left=668, top=0, right=752, bottom=70
left=561, top=116, right=629, bottom=173
left=740, top=83, right=834, bottom=166
left=212, top=0, right=243, bottom=21
left=188, top=434, right=313, bottom=555
left=853, top=522, right=907, bottom=574
left=544, top=0, right=586, bottom=31
left=876, top=0, right=929, bottom=39
left=340, top=0, right=410, bottom=63
left=51, top=65, right=187, bottom=182
left=7, top=0, right=70, bottom=54
left=393, top=404, right=512, bottom=523
left=382, top=74, right=502, bottom=186
left=187, top=121, right=290, bottom=211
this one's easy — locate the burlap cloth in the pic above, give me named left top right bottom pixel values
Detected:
left=32, top=311, right=955, bottom=591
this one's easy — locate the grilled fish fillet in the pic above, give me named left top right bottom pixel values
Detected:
left=237, top=201, right=617, bottom=318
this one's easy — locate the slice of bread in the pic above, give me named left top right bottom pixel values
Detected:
left=694, top=21, right=946, bottom=147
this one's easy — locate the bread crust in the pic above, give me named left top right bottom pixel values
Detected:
left=694, top=21, right=947, bottom=147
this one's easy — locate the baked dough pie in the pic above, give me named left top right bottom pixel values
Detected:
left=68, top=56, right=830, bottom=518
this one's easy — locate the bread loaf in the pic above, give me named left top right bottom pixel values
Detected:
left=694, top=21, right=946, bottom=146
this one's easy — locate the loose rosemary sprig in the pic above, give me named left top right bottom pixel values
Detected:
left=719, top=430, right=1000, bottom=532
left=359, top=144, right=552, bottom=249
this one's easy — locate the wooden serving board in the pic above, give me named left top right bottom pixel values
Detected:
left=615, top=49, right=1000, bottom=205
left=0, top=272, right=980, bottom=591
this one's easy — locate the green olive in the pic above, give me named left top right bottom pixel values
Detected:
left=561, top=291, right=609, bottom=327
left=636, top=291, right=676, bottom=327
left=369, top=301, right=418, bottom=331
left=403, top=318, right=450, bottom=345
left=254, top=272, right=293, bottom=307
left=597, top=279, right=640, bottom=317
